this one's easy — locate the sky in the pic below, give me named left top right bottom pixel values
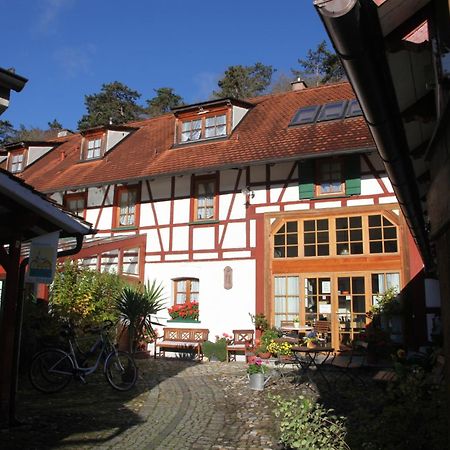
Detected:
left=2, top=0, right=329, bottom=131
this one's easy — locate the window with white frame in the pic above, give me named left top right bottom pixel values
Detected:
left=86, top=138, right=102, bottom=159
left=180, top=113, right=227, bottom=143
left=10, top=153, right=24, bottom=173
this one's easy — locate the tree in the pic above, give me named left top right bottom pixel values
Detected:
left=213, top=62, right=275, bottom=99
left=271, top=73, right=294, bottom=94
left=48, top=119, right=63, bottom=131
left=292, top=40, right=345, bottom=86
left=0, top=120, right=15, bottom=145
left=145, top=87, right=184, bottom=117
left=78, top=81, right=144, bottom=130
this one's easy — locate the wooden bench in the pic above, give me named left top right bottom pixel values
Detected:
left=154, top=327, right=209, bottom=359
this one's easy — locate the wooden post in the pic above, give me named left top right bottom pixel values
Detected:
left=0, top=238, right=22, bottom=426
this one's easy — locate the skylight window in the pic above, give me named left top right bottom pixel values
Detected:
left=346, top=99, right=363, bottom=117
left=290, top=105, right=320, bottom=125
left=317, top=101, right=347, bottom=122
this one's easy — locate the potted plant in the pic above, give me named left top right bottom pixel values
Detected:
left=247, top=357, right=270, bottom=390
left=167, top=301, right=199, bottom=321
left=255, top=342, right=271, bottom=359
left=267, top=340, right=293, bottom=357
left=115, top=280, right=165, bottom=354
left=303, top=334, right=320, bottom=348
left=293, top=318, right=300, bottom=330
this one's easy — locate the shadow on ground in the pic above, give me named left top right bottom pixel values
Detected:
left=2, top=357, right=198, bottom=450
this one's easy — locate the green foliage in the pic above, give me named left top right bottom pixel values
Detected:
left=49, top=261, right=124, bottom=328
left=371, top=286, right=401, bottom=316
left=115, top=280, right=165, bottom=353
left=202, top=338, right=227, bottom=362
left=249, top=312, right=269, bottom=331
left=0, top=120, right=15, bottom=144
left=260, top=328, right=281, bottom=350
left=292, top=40, right=345, bottom=86
left=48, top=119, right=63, bottom=130
left=78, top=81, right=144, bottom=130
left=247, top=358, right=269, bottom=374
left=214, top=62, right=275, bottom=99
left=271, top=394, right=349, bottom=450
left=145, top=87, right=183, bottom=117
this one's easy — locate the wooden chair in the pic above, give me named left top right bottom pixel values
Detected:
left=226, top=329, right=254, bottom=362
left=325, top=340, right=368, bottom=385
left=313, top=320, right=331, bottom=344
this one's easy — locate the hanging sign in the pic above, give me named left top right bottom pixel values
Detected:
left=26, top=231, right=60, bottom=284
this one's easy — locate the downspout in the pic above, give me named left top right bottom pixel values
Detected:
left=314, top=0, right=434, bottom=270
left=9, top=234, right=85, bottom=424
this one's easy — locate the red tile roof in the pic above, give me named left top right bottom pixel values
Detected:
left=16, top=82, right=374, bottom=192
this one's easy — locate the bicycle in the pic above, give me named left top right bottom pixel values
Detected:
left=29, top=320, right=138, bottom=393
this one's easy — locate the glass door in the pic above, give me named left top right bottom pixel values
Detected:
left=304, top=277, right=332, bottom=325
left=273, top=275, right=300, bottom=328
left=337, top=276, right=366, bottom=345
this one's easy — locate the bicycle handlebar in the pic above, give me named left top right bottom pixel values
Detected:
left=82, top=320, right=115, bottom=335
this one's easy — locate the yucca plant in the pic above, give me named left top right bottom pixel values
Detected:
left=115, top=280, right=165, bottom=353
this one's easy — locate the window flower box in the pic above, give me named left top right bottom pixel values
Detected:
left=168, top=301, right=199, bottom=321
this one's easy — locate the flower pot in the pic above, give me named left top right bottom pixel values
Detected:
left=246, top=353, right=257, bottom=364
left=307, top=341, right=318, bottom=348
left=293, top=322, right=300, bottom=330
left=257, top=352, right=271, bottom=359
left=248, top=372, right=269, bottom=391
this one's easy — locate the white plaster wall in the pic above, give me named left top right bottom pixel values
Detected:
left=365, top=153, right=385, bottom=171
left=160, top=228, right=170, bottom=251
left=315, top=201, right=342, bottom=209
left=250, top=165, right=266, bottom=183
left=88, top=186, right=112, bottom=207
left=381, top=176, right=394, bottom=192
left=27, top=146, right=53, bottom=166
left=153, top=201, right=171, bottom=225
left=174, top=176, right=190, bottom=197
left=361, top=177, right=383, bottom=195
left=140, top=203, right=156, bottom=227
left=172, top=226, right=189, bottom=251
left=98, top=207, right=113, bottom=230
left=106, top=130, right=130, bottom=152
left=347, top=198, right=374, bottom=206
left=145, top=229, right=161, bottom=252
left=221, top=222, right=246, bottom=249
left=270, top=184, right=283, bottom=203
left=252, top=187, right=267, bottom=205
left=232, top=106, right=249, bottom=130
left=150, top=178, right=171, bottom=199
left=284, top=203, right=310, bottom=211
left=220, top=169, right=241, bottom=192
left=219, top=193, right=232, bottom=221
left=51, top=192, right=63, bottom=204
left=173, top=198, right=190, bottom=223
left=193, top=227, right=215, bottom=250
left=281, top=184, right=300, bottom=203
left=270, top=161, right=295, bottom=181
left=146, top=259, right=256, bottom=340
left=250, top=220, right=256, bottom=247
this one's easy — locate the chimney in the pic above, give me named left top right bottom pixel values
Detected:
left=291, top=77, right=308, bottom=91
left=57, top=130, right=71, bottom=137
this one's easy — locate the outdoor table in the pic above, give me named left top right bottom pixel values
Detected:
left=280, top=326, right=313, bottom=343
left=290, top=345, right=334, bottom=389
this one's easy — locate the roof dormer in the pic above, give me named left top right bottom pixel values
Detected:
left=80, top=124, right=137, bottom=161
left=172, top=98, right=253, bottom=146
left=3, top=140, right=62, bottom=173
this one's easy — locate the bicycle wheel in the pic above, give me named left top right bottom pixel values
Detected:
left=30, top=348, right=74, bottom=393
left=104, top=351, right=137, bottom=391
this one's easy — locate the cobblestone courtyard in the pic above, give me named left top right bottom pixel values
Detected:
left=3, top=358, right=310, bottom=450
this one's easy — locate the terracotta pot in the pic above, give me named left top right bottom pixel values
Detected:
left=307, top=340, right=318, bottom=348
left=257, top=352, right=271, bottom=359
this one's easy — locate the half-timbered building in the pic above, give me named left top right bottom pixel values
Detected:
left=1, top=81, right=426, bottom=349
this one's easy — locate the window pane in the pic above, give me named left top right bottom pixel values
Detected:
left=384, top=241, right=398, bottom=253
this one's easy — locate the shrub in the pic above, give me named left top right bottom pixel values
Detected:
left=202, top=338, right=227, bottom=361
left=271, top=395, right=349, bottom=450
left=49, top=260, right=124, bottom=327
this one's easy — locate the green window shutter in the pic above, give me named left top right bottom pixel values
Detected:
left=299, top=159, right=315, bottom=199
left=345, top=155, right=361, bottom=195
